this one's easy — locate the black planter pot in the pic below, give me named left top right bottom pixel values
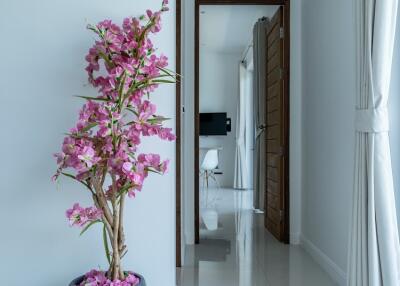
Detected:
left=69, top=273, right=146, bottom=286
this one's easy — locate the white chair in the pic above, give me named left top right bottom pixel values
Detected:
left=200, top=149, right=220, bottom=190
left=200, top=149, right=220, bottom=230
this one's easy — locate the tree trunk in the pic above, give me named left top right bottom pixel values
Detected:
left=107, top=174, right=125, bottom=281
left=111, top=197, right=121, bottom=280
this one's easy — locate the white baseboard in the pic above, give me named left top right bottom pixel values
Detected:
left=300, top=234, right=346, bottom=286
left=290, top=232, right=301, bottom=245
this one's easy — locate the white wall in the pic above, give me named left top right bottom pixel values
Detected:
left=300, top=0, right=356, bottom=284
left=182, top=0, right=196, bottom=245
left=289, top=0, right=303, bottom=245
left=199, top=50, right=240, bottom=187
left=0, top=1, right=176, bottom=285
left=389, top=7, right=400, bottom=234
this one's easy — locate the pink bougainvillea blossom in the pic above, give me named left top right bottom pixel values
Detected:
left=54, top=1, right=176, bottom=282
left=66, top=203, right=102, bottom=227
left=80, top=269, right=140, bottom=286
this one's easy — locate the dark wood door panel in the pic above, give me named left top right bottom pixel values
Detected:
left=267, top=110, right=280, bottom=126
left=267, top=139, right=280, bottom=153
left=267, top=154, right=279, bottom=167
left=268, top=81, right=280, bottom=99
left=268, top=206, right=280, bottom=222
left=266, top=124, right=280, bottom=139
left=267, top=96, right=280, bottom=113
left=264, top=5, right=287, bottom=242
left=267, top=39, right=280, bottom=60
left=266, top=218, right=281, bottom=239
left=267, top=55, right=280, bottom=73
left=267, top=25, right=280, bottom=46
left=267, top=165, right=280, bottom=181
left=267, top=192, right=279, bottom=209
left=267, top=178, right=279, bottom=194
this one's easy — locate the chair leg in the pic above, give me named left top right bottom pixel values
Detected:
left=209, top=172, right=221, bottom=189
left=205, top=171, right=209, bottom=208
left=208, top=171, right=222, bottom=207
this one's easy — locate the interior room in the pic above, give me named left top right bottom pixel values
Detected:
left=1, top=0, right=400, bottom=286
left=178, top=3, right=331, bottom=286
left=197, top=4, right=275, bottom=228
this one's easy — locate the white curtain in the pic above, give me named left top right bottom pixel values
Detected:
left=348, top=0, right=400, bottom=285
left=252, top=18, right=268, bottom=210
left=234, top=63, right=249, bottom=189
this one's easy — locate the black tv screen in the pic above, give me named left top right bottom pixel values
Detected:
left=200, top=112, right=227, bottom=135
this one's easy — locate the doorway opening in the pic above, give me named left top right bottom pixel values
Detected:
left=193, top=0, right=290, bottom=245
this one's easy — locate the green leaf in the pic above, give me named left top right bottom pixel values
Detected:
left=103, top=225, right=111, bottom=265
left=156, top=66, right=174, bottom=75
left=61, top=172, right=76, bottom=180
left=81, top=122, right=98, bottom=133
left=61, top=172, right=92, bottom=191
left=87, top=24, right=99, bottom=34
left=75, top=95, right=110, bottom=102
left=146, top=168, right=162, bottom=175
left=124, top=121, right=137, bottom=126
left=98, top=51, right=114, bottom=68
left=152, top=74, right=176, bottom=79
left=150, top=79, right=176, bottom=84
left=157, top=66, right=182, bottom=78
left=118, top=71, right=127, bottom=106
left=126, top=107, right=139, bottom=117
left=80, top=220, right=101, bottom=236
left=121, top=249, right=128, bottom=259
left=148, top=116, right=171, bottom=124
left=119, top=183, right=133, bottom=195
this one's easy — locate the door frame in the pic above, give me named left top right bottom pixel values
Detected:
left=192, top=0, right=290, bottom=244
left=175, top=0, right=182, bottom=267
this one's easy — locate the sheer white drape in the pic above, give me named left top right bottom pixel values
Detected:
left=252, top=18, right=268, bottom=210
left=234, top=63, right=249, bottom=189
left=348, top=0, right=400, bottom=285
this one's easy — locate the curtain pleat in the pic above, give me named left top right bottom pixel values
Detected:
left=252, top=18, right=268, bottom=210
left=348, top=0, right=400, bottom=285
left=234, top=63, right=249, bottom=189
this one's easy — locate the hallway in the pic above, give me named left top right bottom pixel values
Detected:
left=177, top=189, right=337, bottom=286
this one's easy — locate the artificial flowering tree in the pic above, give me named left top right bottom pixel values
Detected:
left=53, top=1, right=176, bottom=284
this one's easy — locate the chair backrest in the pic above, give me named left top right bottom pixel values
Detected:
left=201, top=149, right=219, bottom=171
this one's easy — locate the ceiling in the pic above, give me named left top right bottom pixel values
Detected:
left=200, top=5, right=280, bottom=54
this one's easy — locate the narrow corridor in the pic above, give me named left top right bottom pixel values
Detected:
left=177, top=189, right=337, bottom=286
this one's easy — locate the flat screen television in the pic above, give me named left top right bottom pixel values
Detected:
left=200, top=112, right=229, bottom=135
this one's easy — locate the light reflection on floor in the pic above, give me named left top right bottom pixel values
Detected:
left=177, top=188, right=337, bottom=286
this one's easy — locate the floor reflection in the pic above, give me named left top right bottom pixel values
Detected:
left=177, top=188, right=337, bottom=286
left=195, top=238, right=231, bottom=262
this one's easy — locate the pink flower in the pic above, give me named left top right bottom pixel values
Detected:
left=138, top=153, right=160, bottom=167
left=66, top=203, right=88, bottom=227
left=81, top=270, right=140, bottom=286
left=66, top=203, right=102, bottom=228
left=122, top=161, right=133, bottom=173
left=77, top=146, right=99, bottom=168
left=159, top=159, right=170, bottom=174
left=158, top=127, right=176, bottom=141
left=86, top=206, right=103, bottom=221
left=55, top=3, right=176, bottom=246
left=122, top=162, right=144, bottom=187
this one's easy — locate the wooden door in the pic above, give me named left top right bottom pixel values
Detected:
left=265, top=6, right=288, bottom=242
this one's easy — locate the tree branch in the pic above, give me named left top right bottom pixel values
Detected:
left=118, top=193, right=126, bottom=255
left=111, top=174, right=123, bottom=280
left=92, top=176, right=113, bottom=226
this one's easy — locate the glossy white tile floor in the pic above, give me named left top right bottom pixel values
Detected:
left=177, top=188, right=337, bottom=286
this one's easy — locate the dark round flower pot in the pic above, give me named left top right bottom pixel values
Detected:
left=69, top=273, right=146, bottom=286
